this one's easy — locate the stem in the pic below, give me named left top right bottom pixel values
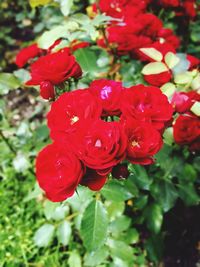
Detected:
left=0, top=130, right=16, bottom=155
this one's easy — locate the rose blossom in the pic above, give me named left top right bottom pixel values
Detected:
left=89, top=79, right=124, bottom=116
left=36, top=143, right=84, bottom=202
left=26, top=48, right=82, bottom=86
left=121, top=85, right=173, bottom=130
left=47, top=89, right=102, bottom=142
left=122, top=118, right=163, bottom=164
left=15, top=43, right=42, bottom=68
left=173, top=114, right=200, bottom=150
left=77, top=120, right=127, bottom=174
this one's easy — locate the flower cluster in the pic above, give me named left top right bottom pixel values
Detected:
left=36, top=80, right=173, bottom=201
left=94, top=0, right=180, bottom=56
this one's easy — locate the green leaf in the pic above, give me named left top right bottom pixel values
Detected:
left=122, top=228, right=139, bottom=245
left=145, top=234, right=164, bottom=263
left=109, top=216, right=131, bottom=234
left=68, top=250, right=82, bottom=267
left=37, top=26, right=69, bottom=49
left=56, top=221, right=72, bottom=246
left=74, top=48, right=99, bottom=74
left=59, top=0, right=73, bottom=16
left=150, top=181, right=178, bottom=212
left=178, top=183, right=200, bottom=206
left=163, top=127, right=174, bottom=146
left=105, top=201, right=125, bottom=220
left=101, top=180, right=133, bottom=202
left=80, top=200, right=108, bottom=251
left=33, top=224, right=55, bottom=247
left=144, top=204, right=163, bottom=234
left=107, top=239, right=133, bottom=264
left=0, top=73, right=21, bottom=95
left=84, top=247, right=108, bottom=266
left=128, top=165, right=152, bottom=190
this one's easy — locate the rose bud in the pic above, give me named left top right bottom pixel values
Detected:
left=112, top=164, right=130, bottom=179
left=40, top=81, right=55, bottom=100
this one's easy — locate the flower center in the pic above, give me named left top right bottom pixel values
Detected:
left=70, top=116, right=79, bottom=125
left=131, top=140, right=139, bottom=147
left=101, top=86, right=112, bottom=100
left=95, top=139, right=102, bottom=148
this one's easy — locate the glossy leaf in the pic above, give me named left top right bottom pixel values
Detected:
left=80, top=200, right=108, bottom=251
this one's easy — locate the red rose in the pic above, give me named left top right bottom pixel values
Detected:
left=173, top=115, right=200, bottom=150
left=26, top=49, right=82, bottom=86
left=47, top=89, right=102, bottom=142
left=77, top=120, right=127, bottom=174
left=183, top=0, right=196, bottom=18
left=80, top=168, right=107, bottom=191
left=121, top=85, right=173, bottom=130
left=89, top=79, right=124, bottom=116
left=144, top=70, right=172, bottom=87
left=160, top=0, right=180, bottom=7
left=122, top=118, right=163, bottom=164
left=15, top=43, right=41, bottom=68
left=40, top=81, right=55, bottom=100
left=36, top=143, right=84, bottom=202
left=137, top=14, right=163, bottom=37
left=171, top=91, right=200, bottom=113
left=187, top=54, right=200, bottom=70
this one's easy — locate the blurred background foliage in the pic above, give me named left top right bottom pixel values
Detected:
left=0, top=0, right=200, bottom=266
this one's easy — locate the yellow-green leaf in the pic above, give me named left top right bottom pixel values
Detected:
left=142, top=62, right=168, bottom=75
left=139, top=48, right=163, bottom=62
left=191, top=74, right=200, bottom=90
left=190, top=101, right=200, bottom=116
left=160, top=82, right=176, bottom=97
left=174, top=72, right=193, bottom=84
left=29, top=0, right=52, bottom=8
left=164, top=52, right=180, bottom=69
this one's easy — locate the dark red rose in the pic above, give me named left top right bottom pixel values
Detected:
left=26, top=49, right=82, bottom=86
left=173, top=114, right=200, bottom=150
left=77, top=120, right=127, bottom=174
left=137, top=13, right=163, bottom=37
left=80, top=168, right=107, bottom=191
left=122, top=118, right=163, bottom=165
left=102, top=25, right=152, bottom=55
left=40, top=81, right=55, bottom=100
left=47, top=89, right=102, bottom=142
left=144, top=70, right=172, bottom=87
left=99, top=0, right=148, bottom=18
left=15, top=43, right=41, bottom=68
left=112, top=163, right=130, bottom=179
left=183, top=0, right=196, bottom=18
left=89, top=79, right=124, bottom=116
left=187, top=54, right=200, bottom=70
left=160, top=0, right=180, bottom=7
left=121, top=85, right=173, bottom=130
left=36, top=143, right=84, bottom=202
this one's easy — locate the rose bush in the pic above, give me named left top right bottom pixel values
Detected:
left=1, top=0, right=200, bottom=265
